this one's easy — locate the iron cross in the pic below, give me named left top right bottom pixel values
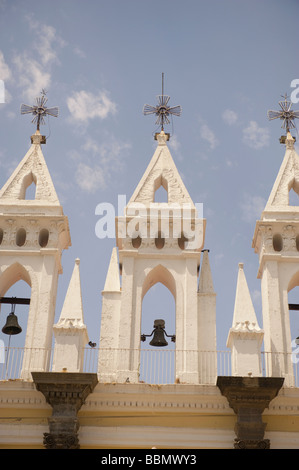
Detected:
left=143, top=73, right=182, bottom=131
left=20, top=89, right=59, bottom=131
left=267, top=94, right=299, bottom=134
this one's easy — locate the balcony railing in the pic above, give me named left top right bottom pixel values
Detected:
left=0, top=346, right=299, bottom=386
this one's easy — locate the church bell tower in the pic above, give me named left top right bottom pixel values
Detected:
left=98, top=80, right=217, bottom=384
left=252, top=96, right=299, bottom=387
left=0, top=93, right=71, bottom=379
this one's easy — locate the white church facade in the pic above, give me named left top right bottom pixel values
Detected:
left=0, top=116, right=299, bottom=448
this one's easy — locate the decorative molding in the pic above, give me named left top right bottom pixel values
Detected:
left=43, top=432, right=79, bottom=449
left=0, top=215, right=69, bottom=251
left=234, top=438, right=270, bottom=449
left=32, top=372, right=98, bottom=449
left=217, top=376, right=284, bottom=449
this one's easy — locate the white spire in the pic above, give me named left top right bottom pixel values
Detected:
left=231, top=262, right=260, bottom=329
left=56, top=258, right=86, bottom=327
left=52, top=258, right=89, bottom=373
left=103, top=247, right=121, bottom=292
left=198, top=250, right=214, bottom=293
left=227, top=263, right=264, bottom=377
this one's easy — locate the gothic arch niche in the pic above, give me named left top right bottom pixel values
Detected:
left=0, top=264, right=32, bottom=377
left=20, top=172, right=37, bottom=200
left=0, top=263, right=38, bottom=342
left=154, top=175, right=168, bottom=203
left=0, top=280, right=30, bottom=344
left=140, top=265, right=176, bottom=383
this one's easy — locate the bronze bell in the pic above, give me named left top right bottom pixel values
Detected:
left=2, top=312, right=22, bottom=336
left=141, top=319, right=176, bottom=347
left=149, top=319, right=169, bottom=347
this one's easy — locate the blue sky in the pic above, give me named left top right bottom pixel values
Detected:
left=0, top=0, right=299, bottom=352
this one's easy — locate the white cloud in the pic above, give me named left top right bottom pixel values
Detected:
left=11, top=16, right=65, bottom=101
left=169, top=135, right=181, bottom=152
left=243, top=121, right=270, bottom=149
left=73, top=46, right=86, bottom=59
left=25, top=15, right=66, bottom=66
left=0, top=51, right=12, bottom=104
left=73, top=135, right=131, bottom=193
left=168, top=135, right=184, bottom=161
left=67, top=90, right=117, bottom=123
left=76, top=162, right=106, bottom=193
left=200, top=123, right=218, bottom=150
left=240, top=194, right=266, bottom=222
left=82, top=136, right=130, bottom=166
left=13, top=54, right=51, bottom=101
left=222, top=109, right=238, bottom=126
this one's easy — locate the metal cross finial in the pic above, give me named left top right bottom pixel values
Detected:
left=143, top=73, right=182, bottom=132
left=267, top=94, right=299, bottom=134
left=20, top=89, right=59, bottom=131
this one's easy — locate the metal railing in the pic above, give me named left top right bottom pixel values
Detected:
left=0, top=346, right=299, bottom=386
left=0, top=347, right=53, bottom=380
left=90, top=348, right=230, bottom=384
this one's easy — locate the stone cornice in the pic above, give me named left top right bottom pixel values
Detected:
left=1, top=380, right=299, bottom=416
left=80, top=383, right=245, bottom=415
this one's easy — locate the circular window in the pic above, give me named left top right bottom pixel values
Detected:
left=16, top=228, right=26, bottom=247
left=39, top=228, right=49, bottom=248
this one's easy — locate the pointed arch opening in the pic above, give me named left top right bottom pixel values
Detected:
left=142, top=264, right=176, bottom=300
left=20, top=172, right=37, bottom=200
left=0, top=264, right=32, bottom=378
left=154, top=175, right=168, bottom=203
left=140, top=265, right=176, bottom=383
left=0, top=263, right=32, bottom=296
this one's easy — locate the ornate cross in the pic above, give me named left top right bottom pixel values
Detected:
left=267, top=94, right=299, bottom=134
left=20, top=89, right=59, bottom=131
left=143, top=73, right=182, bottom=131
